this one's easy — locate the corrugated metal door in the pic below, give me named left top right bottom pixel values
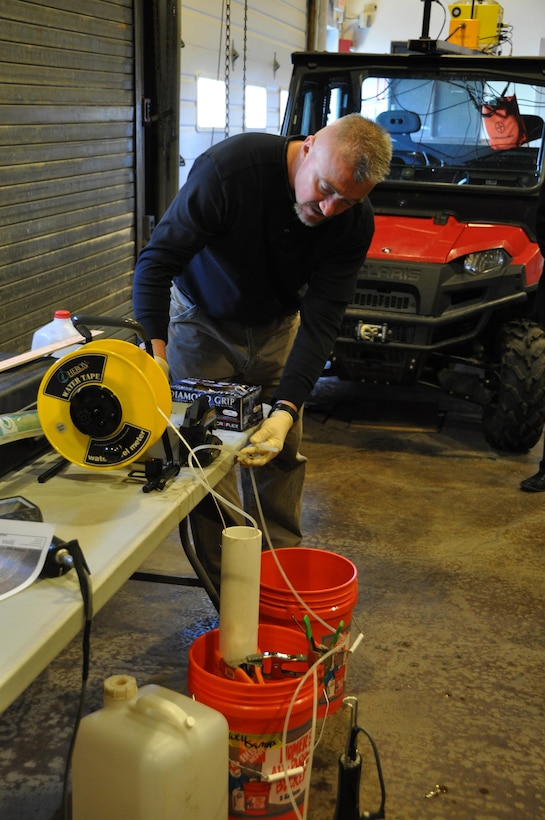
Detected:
left=0, top=0, right=138, bottom=354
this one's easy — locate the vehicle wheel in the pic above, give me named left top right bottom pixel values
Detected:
left=482, top=319, right=545, bottom=453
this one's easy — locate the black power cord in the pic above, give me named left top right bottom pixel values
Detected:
left=357, top=725, right=386, bottom=819
left=333, top=696, right=386, bottom=820
left=178, top=517, right=220, bottom=612
left=49, top=540, right=93, bottom=820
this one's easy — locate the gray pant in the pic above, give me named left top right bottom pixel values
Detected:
left=167, top=285, right=306, bottom=590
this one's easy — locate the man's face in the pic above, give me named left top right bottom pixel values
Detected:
left=293, top=132, right=374, bottom=227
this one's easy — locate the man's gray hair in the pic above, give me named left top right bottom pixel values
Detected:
left=327, top=113, right=392, bottom=185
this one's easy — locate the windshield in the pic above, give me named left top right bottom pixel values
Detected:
left=361, top=73, right=544, bottom=189
left=291, top=64, right=545, bottom=191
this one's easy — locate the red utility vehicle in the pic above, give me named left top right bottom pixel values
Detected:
left=282, top=50, right=545, bottom=451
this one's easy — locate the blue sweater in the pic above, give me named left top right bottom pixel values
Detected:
left=133, top=132, right=374, bottom=408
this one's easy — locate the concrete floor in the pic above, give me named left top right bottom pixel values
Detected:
left=1, top=376, right=544, bottom=819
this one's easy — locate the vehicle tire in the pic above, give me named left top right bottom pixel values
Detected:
left=482, top=319, right=545, bottom=453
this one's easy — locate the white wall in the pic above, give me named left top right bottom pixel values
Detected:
left=344, top=0, right=545, bottom=57
left=178, top=0, right=307, bottom=185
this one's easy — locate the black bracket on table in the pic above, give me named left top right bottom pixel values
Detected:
left=129, top=517, right=220, bottom=612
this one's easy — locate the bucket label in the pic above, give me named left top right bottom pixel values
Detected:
left=228, top=721, right=312, bottom=816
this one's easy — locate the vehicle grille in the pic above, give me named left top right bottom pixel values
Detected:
left=333, top=341, right=419, bottom=384
left=352, top=288, right=417, bottom=313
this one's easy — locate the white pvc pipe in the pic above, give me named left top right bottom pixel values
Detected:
left=218, top=525, right=262, bottom=665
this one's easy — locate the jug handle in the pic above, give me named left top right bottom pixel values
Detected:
left=132, top=693, right=197, bottom=732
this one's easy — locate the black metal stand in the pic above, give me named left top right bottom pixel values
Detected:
left=129, top=517, right=220, bottom=611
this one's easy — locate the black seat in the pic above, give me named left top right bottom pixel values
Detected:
left=377, top=109, right=421, bottom=136
left=521, top=114, right=544, bottom=144
left=377, top=109, right=429, bottom=173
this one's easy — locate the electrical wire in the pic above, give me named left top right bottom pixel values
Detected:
left=161, top=407, right=361, bottom=640
left=157, top=408, right=367, bottom=817
left=158, top=408, right=363, bottom=820
left=59, top=540, right=93, bottom=820
left=249, top=467, right=336, bottom=633
left=431, top=0, right=447, bottom=41
left=356, top=724, right=387, bottom=820
left=282, top=646, right=332, bottom=819
left=278, top=632, right=369, bottom=819
left=158, top=408, right=259, bottom=531
left=247, top=467, right=366, bottom=817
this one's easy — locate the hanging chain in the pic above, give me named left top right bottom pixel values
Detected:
left=213, top=0, right=225, bottom=145
left=224, top=0, right=231, bottom=138
left=152, top=0, right=162, bottom=148
left=242, top=0, right=248, bottom=131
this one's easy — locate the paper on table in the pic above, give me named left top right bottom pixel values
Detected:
left=0, top=520, right=55, bottom=601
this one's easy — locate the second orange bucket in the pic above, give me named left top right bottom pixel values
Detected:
left=259, top=547, right=358, bottom=716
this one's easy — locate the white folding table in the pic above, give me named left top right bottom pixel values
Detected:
left=0, top=431, right=247, bottom=713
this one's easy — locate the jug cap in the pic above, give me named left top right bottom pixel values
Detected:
left=103, top=674, right=138, bottom=703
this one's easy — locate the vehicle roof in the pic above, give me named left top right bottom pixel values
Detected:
left=290, top=50, right=545, bottom=81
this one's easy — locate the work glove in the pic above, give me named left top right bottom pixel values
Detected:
left=154, top=356, right=170, bottom=382
left=237, top=408, right=294, bottom=467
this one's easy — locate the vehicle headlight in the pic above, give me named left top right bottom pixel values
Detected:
left=463, top=248, right=509, bottom=275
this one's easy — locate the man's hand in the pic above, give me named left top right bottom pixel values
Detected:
left=154, top=355, right=170, bottom=382
left=237, top=409, right=294, bottom=467
left=149, top=339, right=170, bottom=381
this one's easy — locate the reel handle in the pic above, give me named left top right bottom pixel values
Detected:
left=71, top=315, right=153, bottom=356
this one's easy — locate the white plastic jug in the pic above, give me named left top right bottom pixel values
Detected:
left=31, top=309, right=80, bottom=357
left=72, top=674, right=229, bottom=819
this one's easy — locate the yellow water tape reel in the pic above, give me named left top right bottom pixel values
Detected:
left=37, top=340, right=172, bottom=469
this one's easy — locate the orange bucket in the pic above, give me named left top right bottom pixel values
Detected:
left=187, top=624, right=316, bottom=819
left=259, top=548, right=358, bottom=716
